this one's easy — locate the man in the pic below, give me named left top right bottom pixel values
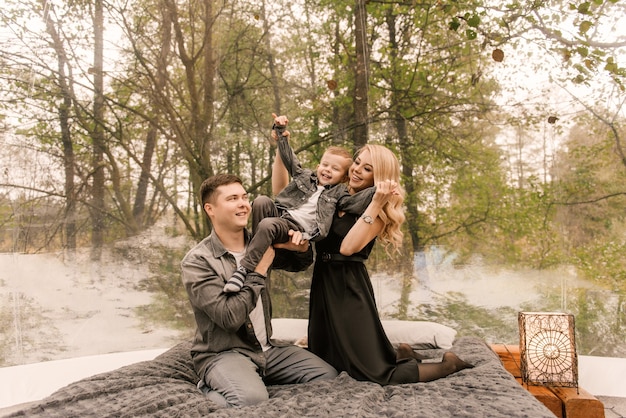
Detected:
left=181, top=174, right=337, bottom=408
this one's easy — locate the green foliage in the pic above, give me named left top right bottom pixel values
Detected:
left=549, top=116, right=626, bottom=288
left=0, top=293, right=12, bottom=365
left=573, top=241, right=626, bottom=292
left=409, top=293, right=521, bottom=343
left=570, top=288, right=626, bottom=356
left=0, top=0, right=624, bottom=299
left=267, top=267, right=314, bottom=319
left=0, top=292, right=64, bottom=367
left=131, top=246, right=196, bottom=333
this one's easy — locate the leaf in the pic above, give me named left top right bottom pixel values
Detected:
left=577, top=2, right=591, bottom=14
left=561, top=48, right=572, bottom=61
left=579, top=20, right=592, bottom=35
left=492, top=49, right=504, bottom=62
left=449, top=18, right=461, bottom=32
left=467, top=14, right=481, bottom=28
left=604, top=61, right=618, bottom=74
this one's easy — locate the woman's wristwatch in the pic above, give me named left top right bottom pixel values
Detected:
left=360, top=214, right=374, bottom=224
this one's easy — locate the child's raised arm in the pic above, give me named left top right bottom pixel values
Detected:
left=271, top=113, right=290, bottom=195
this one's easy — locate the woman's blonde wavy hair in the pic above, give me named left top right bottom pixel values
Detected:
left=355, top=144, right=406, bottom=254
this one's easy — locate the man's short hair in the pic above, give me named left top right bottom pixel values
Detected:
left=200, top=174, right=243, bottom=206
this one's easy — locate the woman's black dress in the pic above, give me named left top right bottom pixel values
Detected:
left=308, top=213, right=419, bottom=385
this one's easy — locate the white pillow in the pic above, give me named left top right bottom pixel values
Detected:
left=271, top=318, right=456, bottom=350
left=271, top=318, right=310, bottom=347
left=380, top=319, right=457, bottom=349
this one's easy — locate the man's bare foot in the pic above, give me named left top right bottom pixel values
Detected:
left=442, top=351, right=474, bottom=373
left=396, top=343, right=413, bottom=361
left=396, top=343, right=427, bottom=362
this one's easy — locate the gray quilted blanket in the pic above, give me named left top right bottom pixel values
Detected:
left=4, top=336, right=554, bottom=417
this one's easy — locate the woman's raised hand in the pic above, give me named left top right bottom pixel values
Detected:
left=372, top=180, right=400, bottom=204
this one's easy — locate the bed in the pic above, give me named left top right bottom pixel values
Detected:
left=3, top=321, right=555, bottom=418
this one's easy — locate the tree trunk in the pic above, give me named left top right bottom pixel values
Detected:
left=353, top=0, right=369, bottom=147
left=40, top=1, right=77, bottom=252
left=60, top=77, right=77, bottom=252
left=166, top=0, right=216, bottom=238
left=91, top=0, right=105, bottom=260
left=261, top=0, right=281, bottom=115
left=133, top=2, right=172, bottom=229
left=385, top=8, right=420, bottom=252
left=330, top=21, right=346, bottom=145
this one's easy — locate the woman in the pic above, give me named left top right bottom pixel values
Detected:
left=307, top=144, right=473, bottom=385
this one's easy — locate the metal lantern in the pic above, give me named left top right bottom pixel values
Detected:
left=518, top=311, right=578, bottom=388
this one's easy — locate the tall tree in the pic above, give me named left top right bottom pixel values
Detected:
left=90, top=0, right=106, bottom=260
left=39, top=0, right=78, bottom=251
left=131, top=2, right=172, bottom=230
left=1, top=0, right=624, bottom=269
left=352, top=0, right=369, bottom=146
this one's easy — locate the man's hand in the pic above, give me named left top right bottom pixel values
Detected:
left=274, top=230, right=310, bottom=252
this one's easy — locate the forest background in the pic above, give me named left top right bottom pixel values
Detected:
left=0, top=0, right=625, bottom=361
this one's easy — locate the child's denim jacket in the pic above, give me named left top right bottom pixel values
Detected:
left=274, top=136, right=374, bottom=241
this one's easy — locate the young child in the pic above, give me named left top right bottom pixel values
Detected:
left=223, top=115, right=371, bottom=293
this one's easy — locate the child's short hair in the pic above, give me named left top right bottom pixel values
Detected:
left=324, top=146, right=353, bottom=172
left=325, top=146, right=352, bottom=160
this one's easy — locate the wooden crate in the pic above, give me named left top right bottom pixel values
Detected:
left=490, top=344, right=604, bottom=418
